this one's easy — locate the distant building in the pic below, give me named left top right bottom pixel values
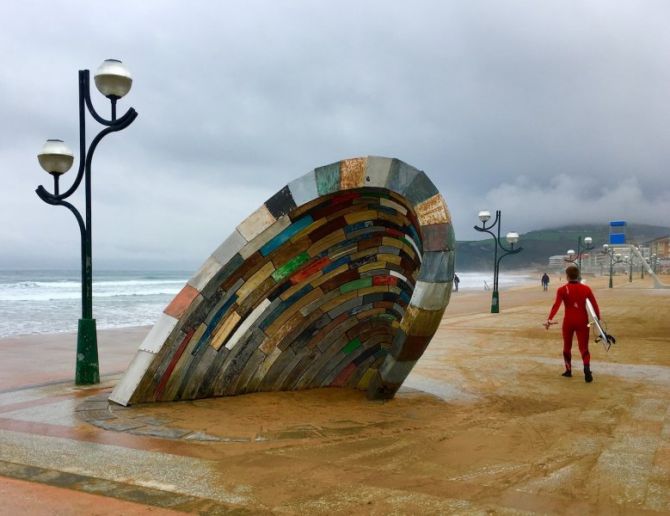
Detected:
left=548, top=255, right=566, bottom=271
left=647, top=235, right=670, bottom=258
left=646, top=235, right=670, bottom=274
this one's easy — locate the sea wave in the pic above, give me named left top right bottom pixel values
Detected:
left=0, top=278, right=186, bottom=301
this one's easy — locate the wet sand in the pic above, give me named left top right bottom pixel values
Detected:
left=1, top=275, right=669, bottom=513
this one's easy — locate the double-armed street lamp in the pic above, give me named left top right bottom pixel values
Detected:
left=474, top=210, right=523, bottom=313
left=35, top=59, right=138, bottom=385
left=564, top=236, right=593, bottom=270
left=602, top=244, right=623, bottom=289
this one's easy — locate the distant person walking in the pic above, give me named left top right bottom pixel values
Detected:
left=543, top=265, right=600, bottom=383
left=453, top=274, right=460, bottom=292
left=541, top=273, right=550, bottom=291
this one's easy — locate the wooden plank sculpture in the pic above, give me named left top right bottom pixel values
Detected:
left=110, top=156, right=454, bottom=405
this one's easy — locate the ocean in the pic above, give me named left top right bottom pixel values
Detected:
left=0, top=270, right=190, bottom=338
left=0, top=269, right=537, bottom=338
left=455, top=271, right=537, bottom=292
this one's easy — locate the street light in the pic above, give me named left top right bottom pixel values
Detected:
left=564, top=236, right=593, bottom=271
left=602, top=244, right=624, bottom=289
left=35, top=59, right=138, bottom=385
left=474, top=210, right=523, bottom=313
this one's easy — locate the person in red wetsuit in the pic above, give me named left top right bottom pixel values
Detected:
left=544, top=264, right=600, bottom=382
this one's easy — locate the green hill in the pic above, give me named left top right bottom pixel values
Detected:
left=455, top=223, right=670, bottom=271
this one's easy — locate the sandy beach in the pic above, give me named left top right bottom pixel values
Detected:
left=1, top=275, right=669, bottom=514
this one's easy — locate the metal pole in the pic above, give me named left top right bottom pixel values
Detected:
left=491, top=210, right=500, bottom=313
left=474, top=210, right=521, bottom=314
left=76, top=70, right=98, bottom=385
left=577, top=236, right=582, bottom=270
left=629, top=248, right=633, bottom=283
left=609, top=251, right=614, bottom=288
left=35, top=66, right=137, bottom=386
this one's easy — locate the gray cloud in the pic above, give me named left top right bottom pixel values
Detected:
left=2, top=0, right=669, bottom=270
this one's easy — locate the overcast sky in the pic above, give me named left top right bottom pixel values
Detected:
left=2, top=1, right=669, bottom=270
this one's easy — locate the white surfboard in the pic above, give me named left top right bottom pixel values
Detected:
left=586, top=299, right=615, bottom=351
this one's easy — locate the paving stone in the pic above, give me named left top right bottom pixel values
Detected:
left=183, top=431, right=223, bottom=442
left=131, top=425, right=192, bottom=440
left=82, top=409, right=115, bottom=421
left=93, top=419, right=146, bottom=432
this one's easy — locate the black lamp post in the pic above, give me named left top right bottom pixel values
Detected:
left=474, top=210, right=523, bottom=313
left=564, top=236, right=593, bottom=270
left=35, top=59, right=138, bottom=385
left=602, top=244, right=622, bottom=289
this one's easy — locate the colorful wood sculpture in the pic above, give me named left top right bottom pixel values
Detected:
left=110, top=156, right=454, bottom=405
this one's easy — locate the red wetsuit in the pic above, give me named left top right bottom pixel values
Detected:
left=548, top=281, right=600, bottom=371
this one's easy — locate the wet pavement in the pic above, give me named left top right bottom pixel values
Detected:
left=1, top=282, right=669, bottom=514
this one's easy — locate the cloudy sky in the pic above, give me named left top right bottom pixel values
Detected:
left=2, top=1, right=669, bottom=270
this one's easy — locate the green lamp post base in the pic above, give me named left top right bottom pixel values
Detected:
left=76, top=318, right=100, bottom=385
left=491, top=290, right=500, bottom=313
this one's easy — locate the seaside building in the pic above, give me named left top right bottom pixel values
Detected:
left=646, top=235, right=670, bottom=273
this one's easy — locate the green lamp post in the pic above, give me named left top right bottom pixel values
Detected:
left=35, top=60, right=138, bottom=385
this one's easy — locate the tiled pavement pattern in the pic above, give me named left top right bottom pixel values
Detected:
left=111, top=156, right=455, bottom=405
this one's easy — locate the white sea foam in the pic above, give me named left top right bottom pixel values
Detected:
left=0, top=278, right=185, bottom=301
left=455, top=271, right=536, bottom=291
left=0, top=270, right=189, bottom=338
left=0, top=269, right=537, bottom=338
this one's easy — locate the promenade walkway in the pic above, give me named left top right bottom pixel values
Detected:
left=1, top=278, right=669, bottom=514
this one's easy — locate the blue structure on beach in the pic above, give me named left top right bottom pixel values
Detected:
left=609, top=221, right=626, bottom=245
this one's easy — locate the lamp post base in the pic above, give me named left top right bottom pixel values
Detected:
left=76, top=318, right=100, bottom=385
left=491, top=290, right=500, bottom=313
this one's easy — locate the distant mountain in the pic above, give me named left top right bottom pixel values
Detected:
left=454, top=223, right=670, bottom=271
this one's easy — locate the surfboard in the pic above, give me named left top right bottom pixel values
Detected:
left=586, top=299, right=615, bottom=351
